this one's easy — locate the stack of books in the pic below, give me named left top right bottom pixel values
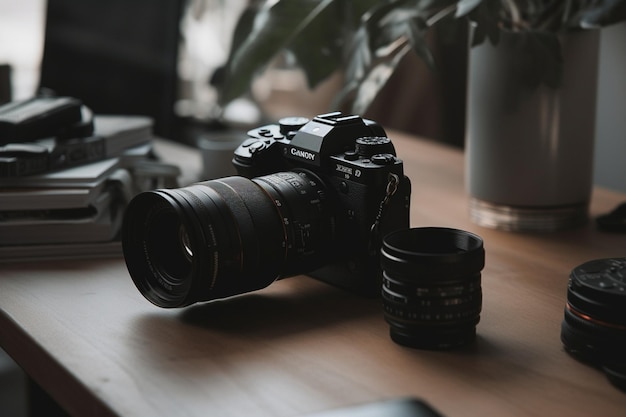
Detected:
left=0, top=103, right=179, bottom=261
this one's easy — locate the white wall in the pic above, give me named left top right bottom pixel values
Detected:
left=594, top=22, right=626, bottom=193
left=0, top=0, right=45, bottom=100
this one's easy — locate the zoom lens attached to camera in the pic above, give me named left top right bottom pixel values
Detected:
left=381, top=227, right=485, bottom=350
left=561, top=258, right=626, bottom=392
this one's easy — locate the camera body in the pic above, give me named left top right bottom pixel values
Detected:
left=233, top=112, right=411, bottom=296
left=122, top=112, right=411, bottom=307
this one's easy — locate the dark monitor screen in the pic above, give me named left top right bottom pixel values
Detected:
left=39, top=0, right=183, bottom=139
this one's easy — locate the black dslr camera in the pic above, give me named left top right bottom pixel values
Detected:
left=122, top=112, right=411, bottom=308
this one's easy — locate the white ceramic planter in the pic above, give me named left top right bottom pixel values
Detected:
left=465, top=30, right=600, bottom=231
left=198, top=133, right=245, bottom=180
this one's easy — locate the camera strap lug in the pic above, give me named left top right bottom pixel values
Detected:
left=369, top=173, right=400, bottom=256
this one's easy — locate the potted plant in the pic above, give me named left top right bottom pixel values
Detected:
left=217, top=0, right=626, bottom=231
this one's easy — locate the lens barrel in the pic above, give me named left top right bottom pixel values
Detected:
left=381, top=227, right=485, bottom=349
left=122, top=170, right=335, bottom=308
left=561, top=258, right=626, bottom=392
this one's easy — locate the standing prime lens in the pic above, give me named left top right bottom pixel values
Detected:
left=381, top=227, right=485, bottom=349
left=122, top=170, right=336, bottom=308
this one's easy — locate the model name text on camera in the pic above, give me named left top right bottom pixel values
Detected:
left=336, top=164, right=362, bottom=178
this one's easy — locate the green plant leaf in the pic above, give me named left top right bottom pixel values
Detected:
left=360, top=0, right=416, bottom=56
left=219, top=0, right=337, bottom=105
left=344, top=26, right=373, bottom=84
left=455, top=0, right=484, bottom=17
left=228, top=4, right=259, bottom=58
left=578, top=0, right=626, bottom=29
left=287, top=8, right=345, bottom=89
left=468, top=0, right=501, bottom=46
left=374, top=7, right=420, bottom=45
left=406, top=16, right=436, bottom=69
left=289, top=0, right=384, bottom=88
left=351, top=44, right=412, bottom=114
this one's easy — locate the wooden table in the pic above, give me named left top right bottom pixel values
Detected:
left=2, top=133, right=626, bottom=417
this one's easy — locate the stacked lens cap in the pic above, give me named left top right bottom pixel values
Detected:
left=561, top=258, right=626, bottom=392
left=381, top=227, right=485, bottom=349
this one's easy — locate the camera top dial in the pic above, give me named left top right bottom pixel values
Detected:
left=355, top=136, right=395, bottom=157
left=279, top=116, right=310, bottom=137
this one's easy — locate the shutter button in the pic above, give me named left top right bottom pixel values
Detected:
left=371, top=153, right=396, bottom=165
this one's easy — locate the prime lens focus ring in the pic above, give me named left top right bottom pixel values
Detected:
left=380, top=227, right=485, bottom=349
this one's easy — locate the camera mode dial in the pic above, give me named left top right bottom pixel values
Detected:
left=356, top=136, right=395, bottom=157
left=279, top=117, right=310, bottom=137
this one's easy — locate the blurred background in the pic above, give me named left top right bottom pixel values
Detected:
left=1, top=1, right=625, bottom=415
left=2, top=1, right=624, bottom=189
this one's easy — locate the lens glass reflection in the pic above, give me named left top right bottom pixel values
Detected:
left=179, top=224, right=194, bottom=261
